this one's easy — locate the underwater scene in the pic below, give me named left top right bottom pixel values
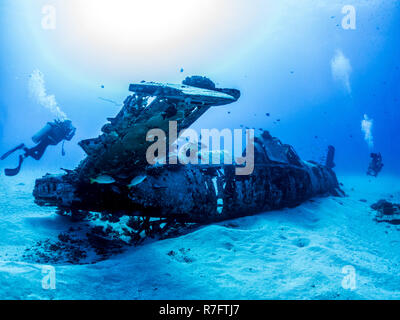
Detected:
left=0, top=0, right=400, bottom=301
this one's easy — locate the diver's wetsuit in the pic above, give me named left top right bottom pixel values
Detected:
left=24, top=136, right=54, bottom=161
left=24, top=120, right=74, bottom=160
left=1, top=120, right=76, bottom=176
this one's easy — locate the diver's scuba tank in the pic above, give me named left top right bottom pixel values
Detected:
left=32, top=123, right=52, bottom=144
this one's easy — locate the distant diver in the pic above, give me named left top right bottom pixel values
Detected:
left=1, top=119, right=76, bottom=176
left=325, top=145, right=336, bottom=169
left=367, top=152, right=384, bottom=177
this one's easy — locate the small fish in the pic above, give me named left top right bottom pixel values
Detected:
left=111, top=185, right=121, bottom=194
left=127, top=175, right=147, bottom=188
left=153, top=184, right=167, bottom=189
left=90, top=175, right=116, bottom=184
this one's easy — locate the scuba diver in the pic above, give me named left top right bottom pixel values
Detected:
left=1, top=119, right=76, bottom=176
left=367, top=152, right=384, bottom=177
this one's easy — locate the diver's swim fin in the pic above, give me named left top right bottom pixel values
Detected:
left=4, top=155, right=24, bottom=177
left=1, top=143, right=25, bottom=161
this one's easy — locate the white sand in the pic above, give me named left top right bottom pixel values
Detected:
left=0, top=172, right=400, bottom=300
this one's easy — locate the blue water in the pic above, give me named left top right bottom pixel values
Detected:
left=0, top=0, right=400, bottom=300
left=1, top=0, right=399, bottom=175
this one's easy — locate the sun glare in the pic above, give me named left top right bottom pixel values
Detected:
left=27, top=0, right=271, bottom=79
left=69, top=0, right=226, bottom=56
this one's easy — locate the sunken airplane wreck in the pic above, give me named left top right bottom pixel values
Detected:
left=33, top=76, right=343, bottom=225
